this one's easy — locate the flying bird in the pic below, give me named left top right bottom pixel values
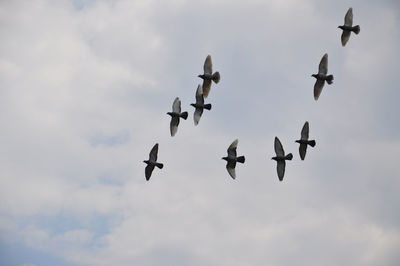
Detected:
left=143, top=143, right=164, bottom=181
left=222, top=139, right=245, bottom=179
left=295, top=121, right=316, bottom=160
left=190, top=84, right=212, bottom=125
left=167, top=97, right=188, bottom=136
left=338, top=7, right=360, bottom=47
left=198, top=55, right=220, bottom=98
left=272, top=137, right=293, bottom=181
left=312, top=53, right=334, bottom=101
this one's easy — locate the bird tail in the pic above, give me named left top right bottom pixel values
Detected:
left=237, top=156, right=245, bottom=163
left=180, top=112, right=188, bottom=120
left=326, top=75, right=334, bottom=84
left=308, top=140, right=316, bottom=147
left=353, top=25, right=360, bottom=35
left=156, top=163, right=163, bottom=169
left=285, top=153, right=293, bottom=160
left=203, top=103, right=212, bottom=110
left=212, top=72, right=220, bottom=84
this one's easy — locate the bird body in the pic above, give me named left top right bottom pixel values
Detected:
left=272, top=137, right=292, bottom=181
left=190, top=85, right=212, bottom=125
left=167, top=97, right=188, bottom=136
left=222, top=139, right=245, bottom=179
left=312, top=53, right=334, bottom=100
left=143, top=143, right=164, bottom=181
left=295, top=121, right=316, bottom=160
left=338, top=8, right=360, bottom=46
left=198, top=55, right=220, bottom=98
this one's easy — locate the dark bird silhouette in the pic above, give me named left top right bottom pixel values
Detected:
left=190, top=84, right=212, bottom=125
left=167, top=97, right=188, bottom=136
left=222, top=139, right=245, bottom=179
left=272, top=137, right=293, bottom=181
left=143, top=143, right=163, bottom=181
left=198, top=55, right=220, bottom=98
left=312, top=53, right=334, bottom=101
left=295, top=121, right=316, bottom=160
left=338, top=8, right=360, bottom=47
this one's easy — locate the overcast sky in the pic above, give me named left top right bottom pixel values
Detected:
left=1, top=0, right=399, bottom=265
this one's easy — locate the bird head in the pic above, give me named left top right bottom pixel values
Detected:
left=190, top=103, right=196, bottom=108
left=166, top=112, right=173, bottom=116
left=311, top=74, right=317, bottom=79
left=271, top=156, right=277, bottom=161
left=222, top=156, right=228, bottom=161
left=143, top=160, right=149, bottom=164
left=295, top=140, right=300, bottom=144
left=198, top=74, right=205, bottom=79
left=338, top=25, right=344, bottom=30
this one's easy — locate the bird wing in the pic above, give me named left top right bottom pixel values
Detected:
left=318, top=53, right=328, bottom=75
left=313, top=79, right=325, bottom=100
left=202, top=80, right=212, bottom=98
left=203, top=55, right=213, bottom=74
left=145, top=164, right=155, bottom=181
left=226, top=161, right=237, bottom=179
left=170, top=116, right=179, bottom=136
left=301, top=121, right=309, bottom=140
left=277, top=160, right=286, bottom=181
left=227, top=139, right=238, bottom=157
left=195, top=84, right=204, bottom=104
left=274, top=137, right=284, bottom=157
left=344, top=7, right=353, bottom=26
left=299, top=143, right=307, bottom=160
left=341, top=30, right=351, bottom=46
left=149, top=143, right=159, bottom=161
left=172, top=97, right=181, bottom=113
left=193, top=108, right=203, bottom=126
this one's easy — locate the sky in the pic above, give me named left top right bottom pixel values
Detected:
left=0, top=0, right=399, bottom=265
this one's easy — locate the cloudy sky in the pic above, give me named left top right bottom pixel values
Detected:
left=1, top=0, right=399, bottom=265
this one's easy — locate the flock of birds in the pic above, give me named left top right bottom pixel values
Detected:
left=143, top=7, right=360, bottom=181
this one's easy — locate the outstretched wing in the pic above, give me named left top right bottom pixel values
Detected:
left=341, top=30, right=351, bottom=46
left=202, top=80, right=212, bottom=98
left=301, top=122, right=309, bottom=140
left=277, top=161, right=286, bottom=181
left=344, top=7, right=353, bottom=26
left=149, top=143, right=159, bottom=161
left=314, top=79, right=325, bottom=100
left=318, top=53, right=328, bottom=75
left=170, top=116, right=179, bottom=136
left=145, top=165, right=155, bottom=181
left=195, top=84, right=204, bottom=104
left=203, top=55, right=213, bottom=74
left=299, top=144, right=307, bottom=161
left=274, top=137, right=284, bottom=157
left=172, top=97, right=181, bottom=113
left=227, top=139, right=238, bottom=157
left=226, top=161, right=237, bottom=179
left=194, top=108, right=203, bottom=126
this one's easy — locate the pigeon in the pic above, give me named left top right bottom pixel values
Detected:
left=338, top=8, right=360, bottom=47
left=198, top=55, right=220, bottom=98
left=271, top=137, right=293, bottom=181
left=190, top=84, right=212, bottom=125
left=295, top=121, right=316, bottom=160
left=143, top=143, right=164, bottom=181
left=222, top=139, right=245, bottom=179
left=311, top=53, right=334, bottom=101
left=167, top=97, right=188, bottom=136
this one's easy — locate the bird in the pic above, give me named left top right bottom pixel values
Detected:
left=295, top=121, right=316, bottom=160
left=312, top=53, right=334, bottom=101
left=198, top=55, right=220, bottom=98
left=167, top=97, right=188, bottom=136
left=222, top=139, right=245, bottom=179
left=271, top=137, right=293, bottom=181
left=143, top=143, right=164, bottom=181
left=338, top=7, right=360, bottom=47
left=190, top=84, right=212, bottom=125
